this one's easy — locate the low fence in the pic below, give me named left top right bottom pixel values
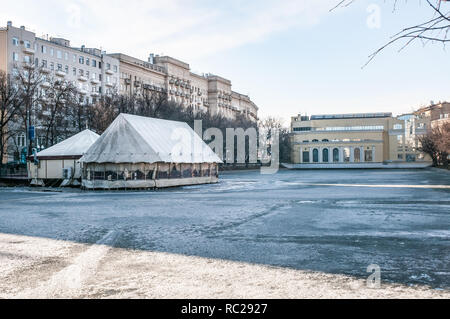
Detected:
left=0, top=164, right=28, bottom=179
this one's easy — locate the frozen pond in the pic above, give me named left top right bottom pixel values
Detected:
left=0, top=169, right=449, bottom=289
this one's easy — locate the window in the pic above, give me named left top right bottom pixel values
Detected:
left=65, top=65, right=69, bottom=74
left=50, top=48, right=54, bottom=56
left=313, top=149, right=319, bottom=163
left=42, top=60, right=47, bottom=68
left=73, top=67, right=76, bottom=76
left=86, top=58, right=90, bottom=66
left=107, top=63, right=111, bottom=70
left=364, top=150, right=373, bottom=162
left=354, top=148, right=361, bottom=163
left=113, top=65, right=118, bottom=72
left=323, top=148, right=329, bottom=163
left=398, top=154, right=404, bottom=160
left=57, top=64, right=62, bottom=71
left=24, top=40, right=31, bottom=48
left=79, top=56, right=84, bottom=64
left=23, top=55, right=30, bottom=63
left=343, top=148, right=350, bottom=162
left=333, top=148, right=339, bottom=162
left=393, top=124, right=403, bottom=130
left=50, top=62, right=54, bottom=70
left=64, top=52, right=68, bottom=60
left=73, top=54, right=77, bottom=63
left=92, top=59, right=97, bottom=67
left=98, top=62, right=102, bottom=69
left=91, top=72, right=96, bottom=79
left=12, top=37, right=19, bottom=46
left=41, top=45, right=47, bottom=54
left=12, top=52, right=19, bottom=62
left=79, top=69, right=84, bottom=76
left=293, top=127, right=311, bottom=132
left=302, top=151, right=310, bottom=163
left=57, top=50, right=62, bottom=59
left=312, top=139, right=319, bottom=143
left=86, top=71, right=89, bottom=78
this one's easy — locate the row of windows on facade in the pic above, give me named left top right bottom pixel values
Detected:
left=11, top=37, right=118, bottom=71
left=12, top=53, right=117, bottom=84
left=302, top=148, right=373, bottom=163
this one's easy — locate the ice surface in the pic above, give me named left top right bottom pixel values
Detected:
left=0, top=169, right=449, bottom=289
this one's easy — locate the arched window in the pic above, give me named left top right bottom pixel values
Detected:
left=343, top=148, right=350, bottom=162
left=312, top=139, right=319, bottom=143
left=323, top=148, right=329, bottom=162
left=313, top=149, right=319, bottom=163
left=333, top=148, right=339, bottom=162
left=354, top=148, right=361, bottom=162
left=322, top=139, right=329, bottom=142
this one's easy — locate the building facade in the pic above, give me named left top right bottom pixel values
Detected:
left=0, top=21, right=121, bottom=164
left=0, top=21, right=259, bottom=165
left=290, top=112, right=431, bottom=164
left=109, top=52, right=258, bottom=122
left=0, top=22, right=120, bottom=103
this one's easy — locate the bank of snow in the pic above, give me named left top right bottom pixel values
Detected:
left=0, top=233, right=447, bottom=299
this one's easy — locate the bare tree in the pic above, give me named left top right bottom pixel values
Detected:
left=333, top=0, right=450, bottom=65
left=0, top=71, right=21, bottom=168
left=38, top=77, right=77, bottom=147
left=14, top=61, right=45, bottom=156
left=419, top=122, right=450, bottom=167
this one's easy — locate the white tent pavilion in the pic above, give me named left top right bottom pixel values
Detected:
left=28, top=129, right=100, bottom=186
left=80, top=114, right=222, bottom=189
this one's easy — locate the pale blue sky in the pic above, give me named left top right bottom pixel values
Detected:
left=1, top=0, right=449, bottom=123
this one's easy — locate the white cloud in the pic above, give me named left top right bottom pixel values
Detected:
left=0, top=0, right=335, bottom=60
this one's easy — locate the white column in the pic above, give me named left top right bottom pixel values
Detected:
left=328, top=147, right=332, bottom=163
left=360, top=147, right=364, bottom=162
left=319, top=147, right=323, bottom=163
left=339, top=147, right=344, bottom=163
left=299, top=147, right=302, bottom=163
left=372, top=146, right=376, bottom=162
left=309, top=148, right=312, bottom=163
left=350, top=147, right=354, bottom=163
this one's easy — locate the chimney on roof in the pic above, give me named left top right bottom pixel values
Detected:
left=7, top=21, right=12, bottom=27
left=81, top=45, right=85, bottom=52
left=20, top=25, right=25, bottom=30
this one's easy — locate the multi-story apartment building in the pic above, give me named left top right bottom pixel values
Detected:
left=0, top=21, right=120, bottom=163
left=109, top=52, right=258, bottom=122
left=289, top=112, right=431, bottom=164
left=0, top=22, right=120, bottom=102
left=414, top=101, right=450, bottom=128
left=0, top=21, right=259, bottom=165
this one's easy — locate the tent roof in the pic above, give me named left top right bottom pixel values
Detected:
left=80, top=114, right=222, bottom=164
left=37, top=129, right=100, bottom=158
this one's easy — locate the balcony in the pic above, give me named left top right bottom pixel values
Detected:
left=55, top=70, right=66, bottom=77
left=78, top=76, right=88, bottom=82
left=41, top=81, right=51, bottom=88
left=91, top=92, right=100, bottom=97
left=105, top=69, right=114, bottom=75
left=22, top=62, right=35, bottom=70
left=78, top=89, right=88, bottom=95
left=41, top=67, right=51, bottom=74
left=105, top=82, right=114, bottom=87
left=23, top=47, right=35, bottom=55
left=90, top=78, right=100, bottom=85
